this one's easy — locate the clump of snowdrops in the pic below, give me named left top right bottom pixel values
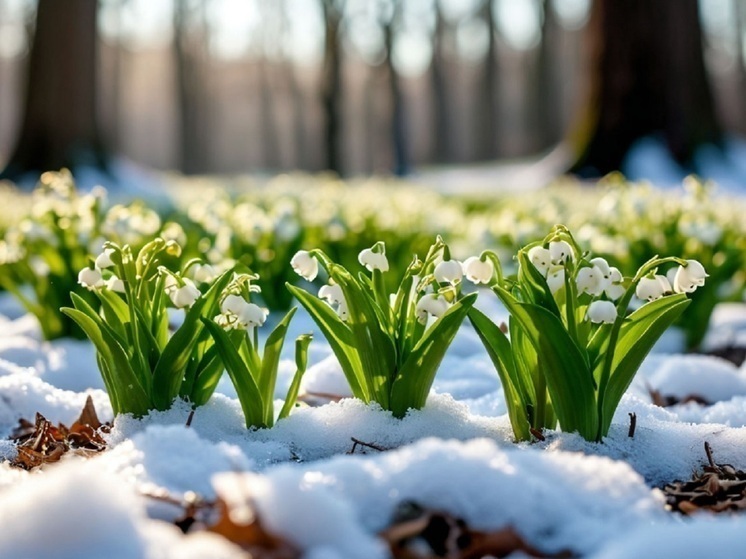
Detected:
left=64, top=236, right=309, bottom=428
left=288, top=237, right=476, bottom=418
left=466, top=225, right=706, bottom=442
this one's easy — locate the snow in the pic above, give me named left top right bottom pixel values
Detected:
left=2, top=289, right=746, bottom=557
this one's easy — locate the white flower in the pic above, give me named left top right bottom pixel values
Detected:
left=462, top=256, right=494, bottom=284
left=95, top=248, right=115, bottom=270
left=358, top=247, right=389, bottom=273
left=191, top=263, right=217, bottom=284
left=78, top=267, right=104, bottom=291
left=576, top=266, right=604, bottom=296
left=434, top=259, right=463, bottom=284
left=237, top=302, right=268, bottom=328
left=290, top=250, right=319, bottom=281
left=603, top=267, right=625, bottom=300
left=549, top=240, right=574, bottom=265
left=587, top=300, right=617, bottom=324
left=546, top=265, right=565, bottom=294
left=673, top=260, right=708, bottom=293
left=527, top=246, right=551, bottom=276
left=635, top=275, right=671, bottom=302
left=105, top=275, right=126, bottom=293
left=168, top=278, right=201, bottom=309
left=221, top=294, right=248, bottom=315
left=415, top=293, right=450, bottom=324
left=29, top=256, right=50, bottom=277
left=319, top=283, right=345, bottom=305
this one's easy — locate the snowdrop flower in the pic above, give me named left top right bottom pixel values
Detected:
left=462, top=256, right=494, bottom=285
left=105, top=275, right=125, bottom=293
left=673, top=260, right=708, bottom=294
left=95, top=248, right=115, bottom=270
left=28, top=256, right=50, bottom=277
left=546, top=265, right=565, bottom=294
left=527, top=246, right=551, bottom=276
left=358, top=246, right=389, bottom=273
left=415, top=293, right=450, bottom=324
left=221, top=294, right=248, bottom=316
left=604, top=268, right=626, bottom=301
left=635, top=275, right=671, bottom=302
left=434, top=259, right=463, bottom=284
left=236, top=302, right=268, bottom=329
left=587, top=300, right=617, bottom=324
left=319, top=283, right=345, bottom=305
left=191, top=263, right=217, bottom=284
left=290, top=250, right=319, bottom=281
left=168, top=278, right=201, bottom=309
left=78, top=267, right=104, bottom=291
left=576, top=266, right=604, bottom=296
left=549, top=240, right=574, bottom=265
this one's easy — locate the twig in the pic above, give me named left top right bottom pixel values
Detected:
left=529, top=428, right=545, bottom=442
left=348, top=437, right=387, bottom=454
left=705, top=441, right=716, bottom=470
left=628, top=412, right=636, bottom=438
left=186, top=409, right=195, bottom=428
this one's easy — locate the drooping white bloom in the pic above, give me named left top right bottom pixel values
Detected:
left=546, top=265, right=566, bottom=294
left=462, top=256, right=494, bottom=284
left=587, top=300, right=617, bottom=324
left=191, top=263, right=218, bottom=284
left=527, top=246, right=551, bottom=276
left=635, top=275, right=671, bottom=302
left=105, top=275, right=126, bottom=294
left=221, top=294, right=248, bottom=316
left=78, top=267, right=104, bottom=291
left=94, top=248, right=115, bottom=269
left=290, top=250, right=319, bottom=281
left=358, top=248, right=389, bottom=273
left=168, top=278, right=201, bottom=309
left=549, top=240, right=574, bottom=265
left=415, top=293, right=450, bottom=324
left=319, top=283, right=345, bottom=305
left=604, top=267, right=626, bottom=301
left=434, top=259, right=463, bottom=284
left=673, top=259, right=708, bottom=293
left=237, top=302, right=268, bottom=328
left=576, top=266, right=604, bottom=296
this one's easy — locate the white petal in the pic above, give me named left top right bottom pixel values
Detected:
left=549, top=240, right=574, bottom=265
left=462, top=256, right=494, bottom=284
left=527, top=246, right=551, bottom=276
left=587, top=300, right=617, bottom=324
left=434, top=260, right=463, bottom=284
left=290, top=250, right=319, bottom=281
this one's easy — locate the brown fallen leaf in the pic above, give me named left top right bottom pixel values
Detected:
left=7, top=396, right=109, bottom=470
left=648, top=386, right=711, bottom=408
left=663, top=441, right=746, bottom=514
left=380, top=501, right=574, bottom=558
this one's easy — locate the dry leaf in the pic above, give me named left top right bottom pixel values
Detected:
left=380, top=501, right=573, bottom=558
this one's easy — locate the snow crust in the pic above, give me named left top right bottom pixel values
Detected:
left=2, top=291, right=746, bottom=558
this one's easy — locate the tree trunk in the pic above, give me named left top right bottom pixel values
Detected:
left=173, top=1, right=210, bottom=175
left=569, top=0, right=721, bottom=177
left=475, top=0, right=499, bottom=160
left=383, top=5, right=409, bottom=176
left=736, top=0, right=746, bottom=135
left=534, top=0, right=562, bottom=151
left=321, top=0, right=343, bottom=175
left=0, top=0, right=107, bottom=183
left=431, top=2, right=451, bottom=163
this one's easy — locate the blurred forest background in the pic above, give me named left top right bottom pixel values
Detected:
left=0, top=0, right=745, bottom=181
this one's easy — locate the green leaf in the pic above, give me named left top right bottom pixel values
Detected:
left=286, top=283, right=368, bottom=401
left=258, top=307, right=297, bottom=426
left=61, top=305, right=151, bottom=417
left=598, top=294, right=690, bottom=437
left=494, top=286, right=597, bottom=440
left=186, top=343, right=224, bottom=406
left=278, top=334, right=313, bottom=420
left=389, top=293, right=476, bottom=418
left=150, top=270, right=234, bottom=410
left=516, top=251, right=562, bottom=319
left=328, top=263, right=396, bottom=408
left=468, top=307, right=532, bottom=441
left=201, top=318, right=266, bottom=428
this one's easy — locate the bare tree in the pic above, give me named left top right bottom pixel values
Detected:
left=430, top=0, right=451, bottom=163
left=1, top=0, right=107, bottom=183
left=173, top=0, right=211, bottom=174
left=475, top=0, right=500, bottom=160
left=381, top=0, right=409, bottom=175
left=569, top=0, right=721, bottom=177
left=534, top=0, right=562, bottom=150
left=321, top=0, right=343, bottom=175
